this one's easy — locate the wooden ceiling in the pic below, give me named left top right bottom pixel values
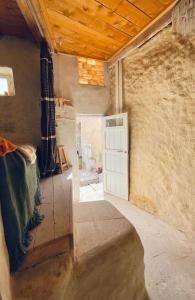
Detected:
left=0, top=0, right=32, bottom=39
left=44, top=0, right=177, bottom=60
left=1, top=0, right=177, bottom=61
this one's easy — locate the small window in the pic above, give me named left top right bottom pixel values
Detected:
left=0, top=67, right=15, bottom=96
left=78, top=57, right=105, bottom=86
left=106, top=118, right=123, bottom=127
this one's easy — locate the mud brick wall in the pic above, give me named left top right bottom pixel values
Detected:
left=0, top=36, right=40, bottom=145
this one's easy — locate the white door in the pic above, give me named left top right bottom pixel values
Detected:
left=103, top=113, right=129, bottom=200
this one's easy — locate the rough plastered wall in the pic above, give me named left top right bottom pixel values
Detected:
left=0, top=36, right=40, bottom=145
left=53, top=53, right=110, bottom=201
left=53, top=53, right=110, bottom=115
left=121, top=27, right=195, bottom=236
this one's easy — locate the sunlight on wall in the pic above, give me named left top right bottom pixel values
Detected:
left=78, top=57, right=105, bottom=86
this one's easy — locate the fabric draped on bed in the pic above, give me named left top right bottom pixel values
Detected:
left=0, top=136, right=17, bottom=157
left=40, top=40, right=56, bottom=177
left=0, top=151, right=43, bottom=272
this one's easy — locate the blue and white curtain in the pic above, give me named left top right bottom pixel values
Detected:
left=40, top=41, right=56, bottom=176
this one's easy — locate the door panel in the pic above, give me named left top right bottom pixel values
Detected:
left=103, top=113, right=129, bottom=200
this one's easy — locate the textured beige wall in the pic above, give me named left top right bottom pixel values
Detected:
left=0, top=36, right=40, bottom=145
left=0, top=209, right=12, bottom=300
left=121, top=28, right=195, bottom=236
left=53, top=53, right=110, bottom=115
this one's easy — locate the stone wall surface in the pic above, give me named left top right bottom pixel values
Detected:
left=78, top=57, right=105, bottom=86
left=0, top=36, right=40, bottom=145
left=53, top=53, right=110, bottom=115
left=110, top=28, right=195, bottom=236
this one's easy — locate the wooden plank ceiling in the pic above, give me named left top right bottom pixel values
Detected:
left=0, top=0, right=176, bottom=61
left=0, top=0, right=32, bottom=39
left=44, top=0, right=177, bottom=60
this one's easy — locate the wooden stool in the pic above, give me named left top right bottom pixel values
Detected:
left=56, top=145, right=69, bottom=173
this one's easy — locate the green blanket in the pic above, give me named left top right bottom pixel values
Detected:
left=0, top=151, right=43, bottom=272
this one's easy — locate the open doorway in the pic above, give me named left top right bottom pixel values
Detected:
left=76, top=114, right=104, bottom=202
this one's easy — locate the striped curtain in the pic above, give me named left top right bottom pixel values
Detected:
left=40, top=41, right=56, bottom=176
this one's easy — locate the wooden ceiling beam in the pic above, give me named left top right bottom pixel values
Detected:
left=30, top=0, right=54, bottom=51
left=45, top=0, right=131, bottom=44
left=108, top=0, right=178, bottom=64
left=95, top=0, right=152, bottom=27
left=15, top=0, right=177, bottom=60
left=16, top=0, right=54, bottom=51
left=127, top=0, right=166, bottom=18
left=47, top=8, right=124, bottom=58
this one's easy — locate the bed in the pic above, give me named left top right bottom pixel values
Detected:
left=0, top=149, right=43, bottom=272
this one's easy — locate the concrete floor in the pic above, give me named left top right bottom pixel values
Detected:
left=12, top=183, right=195, bottom=300
left=80, top=182, right=104, bottom=201
left=80, top=187, right=195, bottom=300
left=79, top=170, right=100, bottom=186
left=108, top=196, right=195, bottom=300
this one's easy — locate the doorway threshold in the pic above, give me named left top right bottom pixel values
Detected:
left=80, top=182, right=104, bottom=202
